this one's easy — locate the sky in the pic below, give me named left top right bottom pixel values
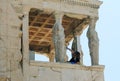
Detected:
left=95, top=0, right=120, bottom=81
left=36, top=0, right=120, bottom=81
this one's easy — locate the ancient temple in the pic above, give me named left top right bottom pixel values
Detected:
left=0, top=0, right=104, bottom=81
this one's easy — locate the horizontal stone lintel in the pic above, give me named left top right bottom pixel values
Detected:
left=22, top=0, right=102, bottom=8
left=12, top=0, right=102, bottom=17
left=30, top=60, right=105, bottom=72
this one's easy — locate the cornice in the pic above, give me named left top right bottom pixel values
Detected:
left=60, top=0, right=103, bottom=9
left=11, top=0, right=103, bottom=17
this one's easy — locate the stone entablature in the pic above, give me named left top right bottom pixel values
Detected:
left=12, top=0, right=102, bottom=17
left=30, top=61, right=104, bottom=81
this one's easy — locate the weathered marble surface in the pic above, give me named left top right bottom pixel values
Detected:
left=87, top=17, right=99, bottom=65
left=0, top=0, right=23, bottom=81
left=30, top=61, right=104, bottom=81
left=52, top=12, right=66, bottom=62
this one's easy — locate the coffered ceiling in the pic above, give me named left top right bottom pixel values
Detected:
left=29, top=8, right=89, bottom=53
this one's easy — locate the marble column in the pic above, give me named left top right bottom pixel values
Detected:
left=87, top=17, right=99, bottom=65
left=22, top=9, right=30, bottom=81
left=52, top=11, right=66, bottom=62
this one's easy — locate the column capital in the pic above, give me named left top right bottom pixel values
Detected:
left=54, top=11, right=64, bottom=18
left=54, top=11, right=64, bottom=24
left=88, top=16, right=98, bottom=29
left=89, top=16, right=99, bottom=22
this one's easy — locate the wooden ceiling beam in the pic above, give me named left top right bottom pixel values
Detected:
left=29, top=13, right=54, bottom=43
left=30, top=13, right=40, bottom=26
left=38, top=29, right=52, bottom=45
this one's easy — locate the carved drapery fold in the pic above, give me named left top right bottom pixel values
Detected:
left=87, top=17, right=99, bottom=65
left=52, top=11, right=66, bottom=62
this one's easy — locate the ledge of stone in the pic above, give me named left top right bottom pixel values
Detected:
left=30, top=60, right=105, bottom=72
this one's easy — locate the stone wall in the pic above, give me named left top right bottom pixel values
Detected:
left=0, top=0, right=23, bottom=81
left=30, top=61, right=104, bottom=81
